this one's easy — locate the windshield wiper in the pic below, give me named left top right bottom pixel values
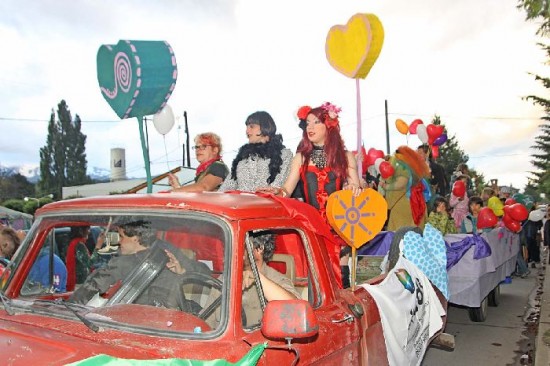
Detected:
left=0, top=292, right=14, bottom=315
left=58, top=299, right=102, bottom=333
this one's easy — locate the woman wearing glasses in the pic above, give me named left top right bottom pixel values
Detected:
left=168, top=132, right=229, bottom=192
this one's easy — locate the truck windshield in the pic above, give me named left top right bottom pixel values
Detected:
left=10, top=211, right=229, bottom=336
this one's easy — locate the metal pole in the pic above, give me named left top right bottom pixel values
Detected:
left=138, top=116, right=153, bottom=193
left=184, top=111, right=191, bottom=167
left=385, top=99, right=390, bottom=154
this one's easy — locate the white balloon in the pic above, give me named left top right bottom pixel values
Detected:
left=153, top=104, right=175, bottom=135
left=529, top=209, right=545, bottom=222
left=367, top=165, right=378, bottom=178
left=417, top=124, right=428, bottom=144
left=374, top=157, right=384, bottom=172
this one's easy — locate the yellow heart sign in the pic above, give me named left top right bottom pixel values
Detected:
left=325, top=13, right=384, bottom=79
left=326, top=188, right=388, bottom=249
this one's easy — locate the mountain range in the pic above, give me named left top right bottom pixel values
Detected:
left=1, top=164, right=111, bottom=183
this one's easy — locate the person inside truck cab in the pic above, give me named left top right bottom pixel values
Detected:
left=165, top=231, right=300, bottom=327
left=69, top=220, right=210, bottom=312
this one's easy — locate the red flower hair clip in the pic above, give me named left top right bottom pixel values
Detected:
left=297, top=106, right=312, bottom=121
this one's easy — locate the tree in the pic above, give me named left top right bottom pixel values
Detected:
left=38, top=100, right=90, bottom=198
left=0, top=168, right=35, bottom=203
left=431, top=115, right=467, bottom=177
left=518, top=1, right=550, bottom=197
left=517, top=0, right=550, bottom=36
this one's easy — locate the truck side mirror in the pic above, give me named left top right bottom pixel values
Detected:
left=261, top=300, right=319, bottom=340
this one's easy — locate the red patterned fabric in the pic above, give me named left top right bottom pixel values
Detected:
left=65, top=237, right=87, bottom=291
left=409, top=181, right=427, bottom=226
left=195, top=157, right=221, bottom=178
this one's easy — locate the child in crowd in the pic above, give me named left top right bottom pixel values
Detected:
left=427, top=197, right=457, bottom=236
left=450, top=174, right=470, bottom=230
left=461, top=196, right=484, bottom=234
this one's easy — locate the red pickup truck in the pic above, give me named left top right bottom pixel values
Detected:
left=0, top=192, right=395, bottom=365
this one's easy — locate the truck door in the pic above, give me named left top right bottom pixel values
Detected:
left=239, top=227, right=364, bottom=365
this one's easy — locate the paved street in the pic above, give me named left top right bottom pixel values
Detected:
left=422, top=263, right=545, bottom=366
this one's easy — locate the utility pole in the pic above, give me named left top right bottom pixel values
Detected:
left=385, top=99, right=390, bottom=154
left=184, top=111, right=190, bottom=167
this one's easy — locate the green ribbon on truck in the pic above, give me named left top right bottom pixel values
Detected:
left=66, top=343, right=267, bottom=366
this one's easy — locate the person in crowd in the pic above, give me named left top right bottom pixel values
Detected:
left=258, top=102, right=361, bottom=288
left=450, top=163, right=473, bottom=194
left=482, top=187, right=504, bottom=218
left=380, top=145, right=431, bottom=232
left=28, top=245, right=67, bottom=292
left=460, top=196, right=484, bottom=234
left=427, top=196, right=457, bottom=236
left=0, top=227, right=21, bottom=266
left=65, top=226, right=105, bottom=291
left=70, top=220, right=209, bottom=311
left=166, top=231, right=300, bottom=327
left=168, top=132, right=229, bottom=192
left=417, top=144, right=448, bottom=199
left=219, top=111, right=292, bottom=192
left=522, top=208, right=543, bottom=268
left=450, top=174, right=470, bottom=230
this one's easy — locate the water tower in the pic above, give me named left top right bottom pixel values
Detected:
left=110, top=148, right=127, bottom=181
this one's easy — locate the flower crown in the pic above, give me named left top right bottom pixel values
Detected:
left=321, top=102, right=341, bottom=129
left=296, top=102, right=341, bottom=129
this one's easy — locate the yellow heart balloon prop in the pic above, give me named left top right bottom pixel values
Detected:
left=325, top=13, right=384, bottom=79
left=326, top=188, right=388, bottom=249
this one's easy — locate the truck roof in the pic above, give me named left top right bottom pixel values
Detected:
left=35, top=192, right=290, bottom=221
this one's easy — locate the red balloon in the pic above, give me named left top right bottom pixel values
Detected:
left=427, top=124, right=444, bottom=140
left=431, top=145, right=439, bottom=159
left=504, top=198, right=516, bottom=205
left=452, top=180, right=466, bottom=197
left=502, top=214, right=521, bottom=232
left=366, top=148, right=385, bottom=167
left=508, top=203, right=528, bottom=222
left=379, top=161, right=395, bottom=179
left=477, top=207, right=498, bottom=229
left=503, top=205, right=512, bottom=217
left=408, top=119, right=423, bottom=134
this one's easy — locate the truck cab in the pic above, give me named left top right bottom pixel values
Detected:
left=0, top=192, right=388, bottom=365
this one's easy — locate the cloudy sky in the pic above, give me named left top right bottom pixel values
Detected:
left=0, top=0, right=546, bottom=190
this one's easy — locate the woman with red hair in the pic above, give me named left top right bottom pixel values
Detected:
left=169, top=132, right=229, bottom=192
left=380, top=145, right=431, bottom=231
left=259, top=102, right=361, bottom=288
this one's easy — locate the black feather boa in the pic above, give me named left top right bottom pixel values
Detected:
left=230, top=134, right=286, bottom=184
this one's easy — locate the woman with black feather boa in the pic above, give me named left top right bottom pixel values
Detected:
left=219, top=111, right=292, bottom=192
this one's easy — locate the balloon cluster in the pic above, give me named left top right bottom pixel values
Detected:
left=362, top=147, right=394, bottom=179
left=502, top=202, right=529, bottom=233
left=395, top=119, right=448, bottom=158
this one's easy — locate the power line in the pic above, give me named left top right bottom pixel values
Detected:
left=0, top=117, right=119, bottom=123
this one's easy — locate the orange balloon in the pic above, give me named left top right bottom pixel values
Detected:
left=326, top=188, right=388, bottom=248
left=395, top=119, right=409, bottom=135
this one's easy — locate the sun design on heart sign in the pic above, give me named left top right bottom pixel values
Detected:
left=327, top=188, right=388, bottom=248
